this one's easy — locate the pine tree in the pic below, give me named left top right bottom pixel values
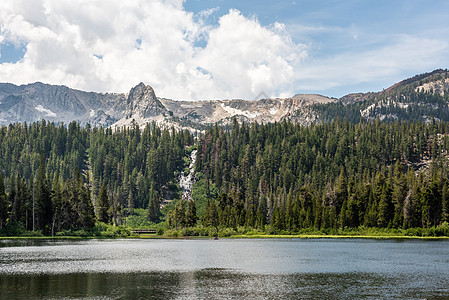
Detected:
left=35, top=152, right=52, bottom=233
left=147, top=185, right=161, bottom=223
left=8, top=174, right=17, bottom=222
left=175, top=198, right=186, bottom=228
left=79, top=175, right=95, bottom=228
left=256, top=196, right=267, bottom=229
left=97, top=183, right=110, bottom=223
left=442, top=181, right=449, bottom=223
left=186, top=200, right=197, bottom=227
left=203, top=200, right=219, bottom=233
left=335, top=167, right=348, bottom=214
left=0, top=174, right=7, bottom=229
left=392, top=161, right=406, bottom=228
left=377, top=185, right=392, bottom=228
left=50, top=173, right=62, bottom=235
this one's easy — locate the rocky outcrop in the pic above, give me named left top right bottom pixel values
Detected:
left=158, top=94, right=334, bottom=127
left=415, top=78, right=449, bottom=96
left=125, top=82, right=168, bottom=119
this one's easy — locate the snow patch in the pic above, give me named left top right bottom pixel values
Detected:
left=90, top=109, right=95, bottom=117
left=35, top=105, right=56, bottom=117
left=220, top=103, right=260, bottom=118
left=181, top=104, right=203, bottom=109
left=269, top=107, right=278, bottom=115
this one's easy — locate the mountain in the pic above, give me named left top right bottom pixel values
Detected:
left=1, top=69, right=448, bottom=129
left=0, top=82, right=126, bottom=126
left=0, top=80, right=334, bottom=129
left=308, top=69, right=449, bottom=124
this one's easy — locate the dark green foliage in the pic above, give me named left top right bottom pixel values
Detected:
left=35, top=152, right=52, bottom=233
left=0, top=120, right=193, bottom=235
left=1, top=116, right=449, bottom=235
left=147, top=185, right=161, bottom=222
left=186, top=200, right=197, bottom=227
left=0, top=174, right=7, bottom=229
left=97, top=184, right=110, bottom=224
left=194, top=117, right=449, bottom=232
left=167, top=198, right=189, bottom=230
left=202, top=200, right=219, bottom=232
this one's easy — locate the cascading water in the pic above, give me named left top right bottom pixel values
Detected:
left=179, top=149, right=197, bottom=201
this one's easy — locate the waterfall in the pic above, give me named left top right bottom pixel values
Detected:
left=179, top=149, right=197, bottom=201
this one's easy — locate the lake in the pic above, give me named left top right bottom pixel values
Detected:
left=1, top=238, right=448, bottom=299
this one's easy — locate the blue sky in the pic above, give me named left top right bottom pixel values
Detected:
left=0, top=0, right=448, bottom=99
left=184, top=0, right=449, bottom=96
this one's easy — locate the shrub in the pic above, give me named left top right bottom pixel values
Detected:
left=219, top=228, right=237, bottom=237
left=165, top=229, right=181, bottom=237
left=22, top=230, right=43, bottom=237
left=0, top=221, right=26, bottom=236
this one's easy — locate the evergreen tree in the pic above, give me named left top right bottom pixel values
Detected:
left=97, top=183, right=110, bottom=223
left=147, top=185, right=161, bottom=222
left=0, top=174, right=7, bottom=229
left=335, top=167, right=348, bottom=214
left=203, top=200, right=219, bottom=233
left=78, top=174, right=95, bottom=228
left=35, top=152, right=52, bottom=233
left=186, top=200, right=197, bottom=227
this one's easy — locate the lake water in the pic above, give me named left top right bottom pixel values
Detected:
left=1, top=238, right=448, bottom=299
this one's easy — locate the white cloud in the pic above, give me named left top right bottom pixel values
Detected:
left=3, top=1, right=446, bottom=100
left=295, top=34, right=448, bottom=94
left=0, top=0, right=306, bottom=100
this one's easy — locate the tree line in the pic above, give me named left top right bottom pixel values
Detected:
left=0, top=120, right=194, bottom=234
left=193, top=118, right=449, bottom=232
left=1, top=117, right=449, bottom=236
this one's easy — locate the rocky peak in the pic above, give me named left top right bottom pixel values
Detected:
left=127, top=82, right=153, bottom=104
left=126, top=82, right=167, bottom=119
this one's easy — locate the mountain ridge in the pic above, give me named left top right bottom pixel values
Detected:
left=1, top=69, right=448, bottom=129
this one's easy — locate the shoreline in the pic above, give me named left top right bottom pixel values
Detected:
left=1, top=234, right=449, bottom=240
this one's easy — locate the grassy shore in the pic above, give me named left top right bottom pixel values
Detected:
left=130, top=233, right=449, bottom=240
left=2, top=222, right=449, bottom=240
left=228, top=233, right=449, bottom=240
left=2, top=233, right=449, bottom=240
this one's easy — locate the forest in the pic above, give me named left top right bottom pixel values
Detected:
left=1, top=117, right=449, bottom=237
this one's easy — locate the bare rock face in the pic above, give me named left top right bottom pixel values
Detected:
left=0, top=82, right=125, bottom=126
left=125, top=82, right=167, bottom=119
left=415, top=78, right=449, bottom=96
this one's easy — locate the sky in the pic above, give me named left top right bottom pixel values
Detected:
left=0, top=0, right=448, bottom=100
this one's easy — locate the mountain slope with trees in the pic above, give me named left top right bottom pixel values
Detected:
left=305, top=69, right=449, bottom=124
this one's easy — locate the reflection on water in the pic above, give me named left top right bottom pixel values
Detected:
left=1, top=270, right=445, bottom=299
left=1, top=238, right=449, bottom=299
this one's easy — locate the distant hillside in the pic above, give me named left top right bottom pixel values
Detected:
left=308, top=69, right=449, bottom=124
